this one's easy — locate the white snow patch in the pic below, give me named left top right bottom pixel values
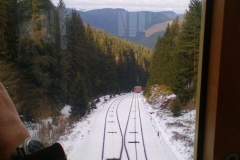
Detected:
left=144, top=101, right=195, bottom=160
left=61, top=105, right=71, bottom=118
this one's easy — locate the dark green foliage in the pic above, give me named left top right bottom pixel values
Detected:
left=145, top=0, right=202, bottom=106
left=90, top=101, right=97, bottom=110
left=0, top=0, right=152, bottom=119
left=176, top=0, right=202, bottom=103
left=171, top=98, right=181, bottom=117
left=147, top=18, right=181, bottom=90
left=0, top=0, right=18, bottom=60
left=90, top=28, right=153, bottom=92
left=130, top=31, right=166, bottom=49
left=70, top=72, right=88, bottom=117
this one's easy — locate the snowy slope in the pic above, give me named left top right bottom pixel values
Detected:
left=59, top=93, right=195, bottom=160
left=145, top=104, right=195, bottom=160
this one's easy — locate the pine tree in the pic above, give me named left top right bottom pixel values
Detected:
left=176, top=0, right=202, bottom=103
left=0, top=0, right=18, bottom=60
left=146, top=18, right=181, bottom=95
left=171, top=98, right=181, bottom=117
left=70, top=72, right=88, bottom=117
left=0, top=2, right=153, bottom=119
left=58, top=0, right=66, bottom=8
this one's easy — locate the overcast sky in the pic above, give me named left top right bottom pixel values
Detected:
left=51, top=0, right=190, bottom=14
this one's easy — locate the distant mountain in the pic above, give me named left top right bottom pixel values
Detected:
left=66, top=8, right=182, bottom=48
left=130, top=30, right=166, bottom=49
left=145, top=21, right=172, bottom=37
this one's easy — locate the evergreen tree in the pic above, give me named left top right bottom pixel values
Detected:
left=0, top=0, right=18, bottom=60
left=171, top=98, right=181, bottom=117
left=176, top=0, right=201, bottom=103
left=145, top=0, right=201, bottom=105
left=146, top=18, right=181, bottom=95
left=58, top=0, right=66, bottom=8
left=70, top=72, right=88, bottom=117
left=0, top=2, right=153, bottom=119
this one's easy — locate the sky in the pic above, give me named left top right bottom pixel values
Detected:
left=51, top=0, right=190, bottom=14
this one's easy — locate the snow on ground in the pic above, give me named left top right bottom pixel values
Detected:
left=61, top=105, right=71, bottom=118
left=59, top=94, right=121, bottom=159
left=59, top=93, right=195, bottom=160
left=144, top=101, right=196, bottom=160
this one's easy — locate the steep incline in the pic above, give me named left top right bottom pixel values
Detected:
left=60, top=93, right=178, bottom=160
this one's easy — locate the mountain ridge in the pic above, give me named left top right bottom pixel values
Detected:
left=66, top=8, right=183, bottom=48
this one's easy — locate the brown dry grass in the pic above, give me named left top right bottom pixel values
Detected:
left=145, top=21, right=172, bottom=37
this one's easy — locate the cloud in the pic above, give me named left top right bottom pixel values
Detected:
left=51, top=0, right=190, bottom=14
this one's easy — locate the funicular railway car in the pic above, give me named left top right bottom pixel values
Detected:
left=134, top=86, right=142, bottom=93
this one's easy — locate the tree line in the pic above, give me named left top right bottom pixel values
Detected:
left=145, top=0, right=202, bottom=106
left=0, top=0, right=153, bottom=120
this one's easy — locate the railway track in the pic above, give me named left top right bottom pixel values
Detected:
left=102, top=93, right=148, bottom=160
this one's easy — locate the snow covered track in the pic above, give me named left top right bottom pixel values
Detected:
left=122, top=93, right=148, bottom=160
left=135, top=93, right=148, bottom=160
left=101, top=94, right=131, bottom=160
left=102, top=93, right=148, bottom=160
left=61, top=93, right=178, bottom=160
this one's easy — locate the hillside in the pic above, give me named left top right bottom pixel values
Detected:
left=66, top=8, right=180, bottom=38
left=130, top=31, right=165, bottom=49
left=145, top=21, right=172, bottom=37
left=66, top=8, right=182, bottom=49
left=145, top=84, right=195, bottom=160
left=129, top=20, right=174, bottom=49
left=1, top=2, right=153, bottom=121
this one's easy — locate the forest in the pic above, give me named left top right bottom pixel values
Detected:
left=0, top=0, right=201, bottom=121
left=144, top=0, right=202, bottom=108
left=0, top=0, right=153, bottom=120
